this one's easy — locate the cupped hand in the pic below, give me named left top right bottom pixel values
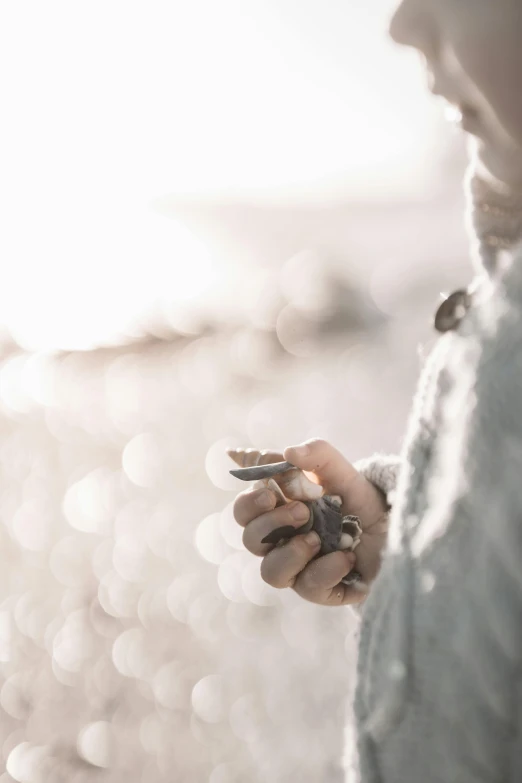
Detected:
left=233, top=439, right=390, bottom=606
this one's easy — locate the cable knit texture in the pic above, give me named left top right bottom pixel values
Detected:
left=352, top=161, right=522, bottom=783
left=354, top=454, right=402, bottom=501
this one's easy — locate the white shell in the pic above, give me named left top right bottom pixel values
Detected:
left=275, top=468, right=323, bottom=501
left=339, top=533, right=354, bottom=550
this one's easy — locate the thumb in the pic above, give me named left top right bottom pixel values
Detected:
left=284, top=438, right=380, bottom=518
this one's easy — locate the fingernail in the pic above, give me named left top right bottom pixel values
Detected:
left=289, top=502, right=309, bottom=521
left=289, top=442, right=310, bottom=457
left=304, top=531, right=321, bottom=547
left=255, top=491, right=274, bottom=510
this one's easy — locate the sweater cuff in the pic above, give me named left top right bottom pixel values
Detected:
left=348, top=454, right=402, bottom=616
left=353, top=453, right=402, bottom=507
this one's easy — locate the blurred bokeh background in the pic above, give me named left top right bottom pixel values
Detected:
left=0, top=1, right=475, bottom=781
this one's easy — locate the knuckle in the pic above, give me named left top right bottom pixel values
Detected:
left=232, top=491, right=246, bottom=516
left=265, top=503, right=304, bottom=529
left=298, top=564, right=323, bottom=592
left=304, top=437, right=330, bottom=457
left=241, top=525, right=253, bottom=553
left=292, top=576, right=321, bottom=604
left=260, top=556, right=286, bottom=589
left=232, top=490, right=257, bottom=526
left=300, top=554, right=341, bottom=592
left=290, top=535, right=314, bottom=558
left=282, top=502, right=309, bottom=525
left=242, top=524, right=263, bottom=555
left=260, top=540, right=307, bottom=589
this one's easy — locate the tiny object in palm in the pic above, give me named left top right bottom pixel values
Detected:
left=227, top=448, right=362, bottom=585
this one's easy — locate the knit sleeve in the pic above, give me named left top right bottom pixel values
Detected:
left=354, top=453, right=402, bottom=507
left=353, top=249, right=522, bottom=782
left=417, top=253, right=522, bottom=779
left=409, top=246, right=522, bottom=778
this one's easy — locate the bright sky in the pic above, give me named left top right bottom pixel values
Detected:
left=0, top=0, right=449, bottom=352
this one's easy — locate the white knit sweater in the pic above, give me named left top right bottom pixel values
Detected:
left=350, top=164, right=522, bottom=783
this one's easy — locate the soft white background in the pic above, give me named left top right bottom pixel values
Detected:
left=1, top=0, right=465, bottom=351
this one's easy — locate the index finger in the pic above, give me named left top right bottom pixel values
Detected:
left=284, top=438, right=359, bottom=495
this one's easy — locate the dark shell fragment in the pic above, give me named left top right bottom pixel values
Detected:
left=229, top=461, right=295, bottom=481
left=260, top=496, right=344, bottom=557
left=261, top=523, right=311, bottom=546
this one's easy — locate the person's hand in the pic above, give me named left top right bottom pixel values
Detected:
left=232, top=439, right=390, bottom=606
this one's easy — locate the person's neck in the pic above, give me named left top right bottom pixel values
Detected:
left=465, top=156, right=522, bottom=277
